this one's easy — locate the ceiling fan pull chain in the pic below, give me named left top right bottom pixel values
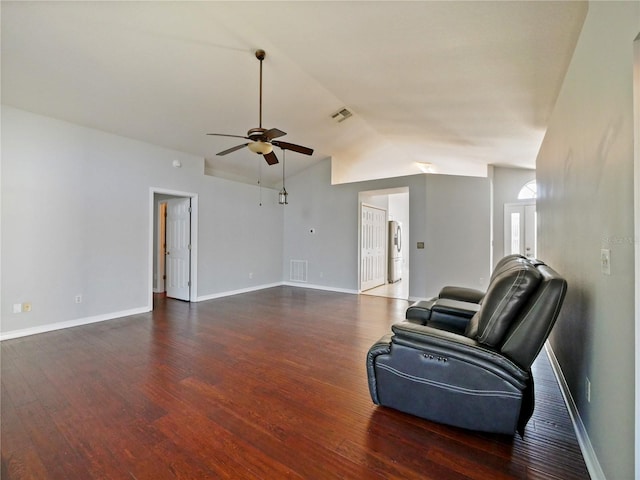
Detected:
left=257, top=155, right=263, bottom=206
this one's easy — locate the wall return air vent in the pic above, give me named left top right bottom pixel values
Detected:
left=290, top=260, right=308, bottom=283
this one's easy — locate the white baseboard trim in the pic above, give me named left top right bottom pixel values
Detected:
left=281, top=281, right=358, bottom=295
left=1, top=283, right=391, bottom=341
left=544, top=342, right=606, bottom=480
left=196, top=282, right=284, bottom=302
left=0, top=306, right=152, bottom=341
left=198, top=281, right=392, bottom=300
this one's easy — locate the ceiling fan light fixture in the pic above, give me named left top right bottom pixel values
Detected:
left=248, top=141, right=273, bottom=155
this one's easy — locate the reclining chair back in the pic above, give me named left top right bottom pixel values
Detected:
left=464, top=258, right=567, bottom=370
left=499, top=264, right=567, bottom=368
left=437, top=254, right=526, bottom=304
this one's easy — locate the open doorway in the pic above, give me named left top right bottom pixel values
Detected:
left=358, top=187, right=409, bottom=300
left=149, top=188, right=198, bottom=308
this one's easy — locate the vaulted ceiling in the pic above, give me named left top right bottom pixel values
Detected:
left=1, top=1, right=587, bottom=188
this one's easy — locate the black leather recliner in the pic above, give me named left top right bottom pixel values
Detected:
left=366, top=256, right=567, bottom=435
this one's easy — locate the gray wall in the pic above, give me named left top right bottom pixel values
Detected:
left=1, top=106, right=284, bottom=336
left=424, top=173, right=492, bottom=295
left=536, top=2, right=639, bottom=478
left=283, top=159, right=492, bottom=299
left=2, top=105, right=493, bottom=336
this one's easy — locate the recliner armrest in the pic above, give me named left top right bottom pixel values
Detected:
left=390, top=321, right=528, bottom=387
left=438, top=285, right=485, bottom=304
left=430, top=298, right=480, bottom=333
left=406, top=298, right=479, bottom=332
left=366, top=334, right=393, bottom=404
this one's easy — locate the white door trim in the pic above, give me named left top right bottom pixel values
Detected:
left=149, top=188, right=198, bottom=308
left=155, top=201, right=167, bottom=293
left=632, top=32, right=640, bottom=480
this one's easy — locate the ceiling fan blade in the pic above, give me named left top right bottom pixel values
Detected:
left=263, top=151, right=279, bottom=165
left=207, top=133, right=250, bottom=140
left=263, top=128, right=287, bottom=141
left=217, top=143, right=249, bottom=156
left=274, top=141, right=314, bottom=156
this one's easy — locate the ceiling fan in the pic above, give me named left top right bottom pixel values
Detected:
left=207, top=49, right=314, bottom=165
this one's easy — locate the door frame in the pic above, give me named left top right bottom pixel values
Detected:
left=155, top=201, right=168, bottom=293
left=149, top=188, right=198, bottom=307
left=633, top=32, right=639, bottom=480
left=357, top=186, right=410, bottom=298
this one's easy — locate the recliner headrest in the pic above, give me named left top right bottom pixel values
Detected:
left=465, top=259, right=542, bottom=347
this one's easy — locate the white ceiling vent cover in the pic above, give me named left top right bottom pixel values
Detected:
left=290, top=260, right=308, bottom=283
left=331, top=108, right=353, bottom=123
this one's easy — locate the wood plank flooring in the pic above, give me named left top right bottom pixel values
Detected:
left=1, top=286, right=589, bottom=479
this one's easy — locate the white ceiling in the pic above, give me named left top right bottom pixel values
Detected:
left=1, top=1, right=587, bottom=188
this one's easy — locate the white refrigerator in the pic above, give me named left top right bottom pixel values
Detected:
left=388, top=220, right=403, bottom=283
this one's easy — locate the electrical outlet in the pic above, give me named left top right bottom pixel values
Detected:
left=22, top=303, right=32, bottom=312
left=586, top=377, right=591, bottom=403
left=75, top=295, right=82, bottom=304
left=13, top=303, right=22, bottom=313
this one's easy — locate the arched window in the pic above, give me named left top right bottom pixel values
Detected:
left=518, top=180, right=537, bottom=200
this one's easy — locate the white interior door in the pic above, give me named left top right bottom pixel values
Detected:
left=504, top=202, right=537, bottom=258
left=166, top=198, right=191, bottom=301
left=360, top=204, right=387, bottom=291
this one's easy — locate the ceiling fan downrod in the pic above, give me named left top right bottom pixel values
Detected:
left=256, top=49, right=265, bottom=129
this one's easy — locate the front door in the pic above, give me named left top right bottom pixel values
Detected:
left=504, top=202, right=537, bottom=258
left=166, top=197, right=191, bottom=301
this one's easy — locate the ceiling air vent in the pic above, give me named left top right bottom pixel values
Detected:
left=331, top=108, right=353, bottom=123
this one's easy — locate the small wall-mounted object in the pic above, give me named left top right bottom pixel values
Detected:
left=601, top=248, right=611, bottom=275
left=172, top=160, right=182, bottom=168
left=416, top=162, right=435, bottom=174
left=417, top=242, right=425, bottom=249
left=12, top=302, right=32, bottom=312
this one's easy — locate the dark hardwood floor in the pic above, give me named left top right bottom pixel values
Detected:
left=1, top=287, right=589, bottom=479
